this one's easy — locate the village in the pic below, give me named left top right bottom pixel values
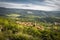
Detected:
left=16, top=21, right=44, bottom=30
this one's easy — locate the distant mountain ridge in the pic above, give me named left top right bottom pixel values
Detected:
left=0, top=7, right=60, bottom=17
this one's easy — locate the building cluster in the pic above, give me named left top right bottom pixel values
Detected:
left=16, top=21, right=44, bottom=30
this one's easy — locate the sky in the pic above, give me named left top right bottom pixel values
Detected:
left=0, top=0, right=60, bottom=11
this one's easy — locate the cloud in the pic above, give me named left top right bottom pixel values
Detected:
left=43, top=0, right=60, bottom=10
left=0, top=0, right=60, bottom=11
left=0, top=2, right=58, bottom=11
left=0, top=0, right=44, bottom=2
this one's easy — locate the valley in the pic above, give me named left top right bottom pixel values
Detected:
left=0, top=7, right=60, bottom=40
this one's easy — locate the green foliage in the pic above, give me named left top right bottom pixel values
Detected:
left=0, top=16, right=60, bottom=40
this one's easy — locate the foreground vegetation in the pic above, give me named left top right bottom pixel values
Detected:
left=0, top=16, right=60, bottom=40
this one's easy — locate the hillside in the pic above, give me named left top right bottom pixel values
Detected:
left=0, top=7, right=60, bottom=40
left=0, top=16, right=60, bottom=40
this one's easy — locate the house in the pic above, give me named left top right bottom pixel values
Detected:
left=54, top=22, right=60, bottom=26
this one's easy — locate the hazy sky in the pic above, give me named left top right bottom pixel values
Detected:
left=0, top=0, right=60, bottom=11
